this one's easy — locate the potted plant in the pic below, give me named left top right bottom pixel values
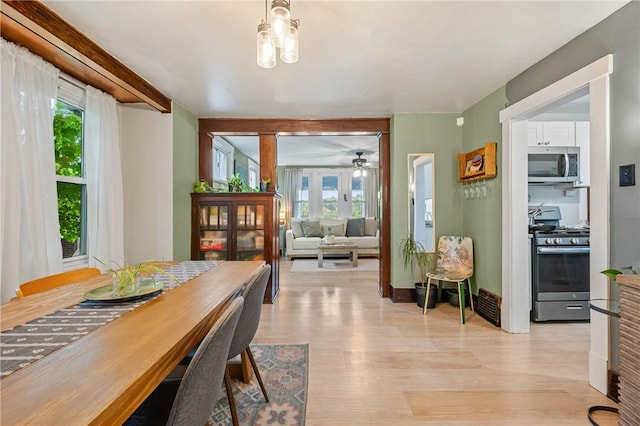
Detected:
left=227, top=173, right=245, bottom=192
left=601, top=266, right=638, bottom=282
left=399, top=235, right=437, bottom=308
left=96, top=259, right=179, bottom=297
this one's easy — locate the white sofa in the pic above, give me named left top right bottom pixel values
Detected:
left=285, top=217, right=379, bottom=259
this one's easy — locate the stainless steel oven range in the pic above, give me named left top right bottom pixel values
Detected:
left=531, top=228, right=590, bottom=321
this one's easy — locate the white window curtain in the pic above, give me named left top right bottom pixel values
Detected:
left=1, top=39, right=62, bottom=302
left=284, top=168, right=302, bottom=227
left=85, top=87, right=124, bottom=269
left=364, top=167, right=379, bottom=218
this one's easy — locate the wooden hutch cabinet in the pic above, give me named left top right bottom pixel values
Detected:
left=191, top=192, right=281, bottom=303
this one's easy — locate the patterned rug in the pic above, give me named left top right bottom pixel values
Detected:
left=208, top=344, right=308, bottom=426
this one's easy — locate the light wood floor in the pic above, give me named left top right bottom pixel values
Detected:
left=254, top=260, right=618, bottom=425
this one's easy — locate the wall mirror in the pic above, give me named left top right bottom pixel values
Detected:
left=408, top=153, right=435, bottom=252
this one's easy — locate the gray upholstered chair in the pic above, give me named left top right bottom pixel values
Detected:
left=224, top=264, right=272, bottom=426
left=124, top=297, right=244, bottom=426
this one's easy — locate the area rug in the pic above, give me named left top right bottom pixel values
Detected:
left=290, top=258, right=379, bottom=273
left=208, top=344, right=308, bottom=426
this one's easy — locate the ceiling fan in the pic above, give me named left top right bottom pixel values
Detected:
left=352, top=151, right=368, bottom=176
left=352, top=151, right=368, bottom=168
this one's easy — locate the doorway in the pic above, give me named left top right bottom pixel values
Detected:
left=197, top=118, right=391, bottom=297
left=500, top=55, right=612, bottom=393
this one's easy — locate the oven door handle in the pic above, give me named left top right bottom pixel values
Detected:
left=536, top=247, right=590, bottom=254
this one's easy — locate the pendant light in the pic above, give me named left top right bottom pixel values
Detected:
left=280, top=19, right=299, bottom=63
left=257, top=0, right=300, bottom=68
left=270, top=0, right=290, bottom=48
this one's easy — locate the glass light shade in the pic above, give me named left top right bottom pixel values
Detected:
left=257, top=22, right=276, bottom=68
left=270, top=0, right=290, bottom=48
left=362, top=169, right=368, bottom=177
left=353, top=168, right=362, bottom=177
left=280, top=19, right=299, bottom=64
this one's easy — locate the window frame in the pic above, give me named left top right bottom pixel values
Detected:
left=212, top=137, right=235, bottom=184
left=293, top=168, right=366, bottom=219
left=56, top=76, right=89, bottom=267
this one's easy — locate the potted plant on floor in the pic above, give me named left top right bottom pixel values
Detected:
left=399, top=235, right=437, bottom=309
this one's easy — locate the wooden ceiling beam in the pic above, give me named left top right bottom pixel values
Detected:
left=1, top=0, right=171, bottom=113
left=198, top=118, right=390, bottom=135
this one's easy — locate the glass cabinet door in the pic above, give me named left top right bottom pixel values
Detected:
left=236, top=204, right=265, bottom=261
left=198, top=205, right=228, bottom=260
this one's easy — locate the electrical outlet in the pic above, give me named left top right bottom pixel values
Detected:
left=619, top=164, right=636, bottom=187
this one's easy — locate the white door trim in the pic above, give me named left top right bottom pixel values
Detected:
left=499, top=54, right=612, bottom=394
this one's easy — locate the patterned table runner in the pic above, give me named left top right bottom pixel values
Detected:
left=0, top=261, right=218, bottom=378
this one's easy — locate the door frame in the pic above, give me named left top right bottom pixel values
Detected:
left=198, top=118, right=391, bottom=298
left=499, top=55, right=612, bottom=393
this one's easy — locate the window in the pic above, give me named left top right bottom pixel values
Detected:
left=248, top=158, right=260, bottom=189
left=291, top=169, right=371, bottom=219
left=54, top=79, right=87, bottom=260
left=213, top=137, right=235, bottom=182
left=295, top=175, right=309, bottom=219
left=351, top=176, right=364, bottom=218
left=321, top=175, right=339, bottom=218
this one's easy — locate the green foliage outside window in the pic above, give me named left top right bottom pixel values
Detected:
left=53, top=101, right=83, bottom=245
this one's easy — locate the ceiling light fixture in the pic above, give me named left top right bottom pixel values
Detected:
left=257, top=0, right=300, bottom=68
left=352, top=152, right=368, bottom=177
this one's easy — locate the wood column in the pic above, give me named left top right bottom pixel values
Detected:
left=198, top=132, right=213, bottom=184
left=379, top=132, right=391, bottom=298
left=259, top=133, right=277, bottom=191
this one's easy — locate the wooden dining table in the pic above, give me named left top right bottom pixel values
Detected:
left=0, top=260, right=264, bottom=426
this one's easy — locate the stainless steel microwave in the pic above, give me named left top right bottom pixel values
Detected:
left=528, top=146, right=580, bottom=183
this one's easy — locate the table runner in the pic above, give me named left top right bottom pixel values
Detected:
left=0, top=261, right=218, bottom=378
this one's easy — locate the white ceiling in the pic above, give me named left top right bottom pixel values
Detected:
left=44, top=0, right=626, bottom=165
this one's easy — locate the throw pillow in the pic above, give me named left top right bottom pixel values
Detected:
left=346, top=217, right=365, bottom=237
left=301, top=220, right=323, bottom=237
left=322, top=224, right=345, bottom=236
left=290, top=221, right=304, bottom=238
left=364, top=217, right=378, bottom=236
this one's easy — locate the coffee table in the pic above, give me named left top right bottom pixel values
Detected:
left=317, top=242, right=358, bottom=268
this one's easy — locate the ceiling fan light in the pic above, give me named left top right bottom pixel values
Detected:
left=353, top=169, right=362, bottom=177
left=280, top=19, right=299, bottom=64
left=270, top=0, right=290, bottom=48
left=257, top=21, right=276, bottom=68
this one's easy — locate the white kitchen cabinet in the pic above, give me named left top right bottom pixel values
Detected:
left=527, top=121, right=576, bottom=147
left=574, top=121, right=590, bottom=186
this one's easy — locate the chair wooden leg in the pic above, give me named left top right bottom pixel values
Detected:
left=467, top=278, right=474, bottom=312
left=458, top=281, right=466, bottom=324
left=224, top=366, right=240, bottom=426
left=245, top=347, right=269, bottom=402
left=423, top=277, right=433, bottom=315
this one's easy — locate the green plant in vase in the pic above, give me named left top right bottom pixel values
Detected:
left=601, top=266, right=638, bottom=283
left=227, top=173, right=245, bottom=192
left=95, top=259, right=179, bottom=296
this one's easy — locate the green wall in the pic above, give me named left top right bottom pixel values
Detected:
left=460, top=87, right=507, bottom=295
left=172, top=102, right=198, bottom=260
left=391, top=113, right=462, bottom=289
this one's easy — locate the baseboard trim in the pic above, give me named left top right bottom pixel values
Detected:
left=390, top=285, right=414, bottom=303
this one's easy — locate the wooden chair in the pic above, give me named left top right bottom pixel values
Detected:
left=16, top=267, right=102, bottom=298
left=423, top=236, right=475, bottom=323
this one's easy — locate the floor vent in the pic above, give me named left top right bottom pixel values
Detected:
left=477, top=288, right=501, bottom=327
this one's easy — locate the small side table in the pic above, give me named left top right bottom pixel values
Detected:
left=587, top=299, right=620, bottom=426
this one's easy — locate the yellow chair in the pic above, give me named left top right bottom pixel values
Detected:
left=423, top=236, right=474, bottom=323
left=16, top=267, right=102, bottom=298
